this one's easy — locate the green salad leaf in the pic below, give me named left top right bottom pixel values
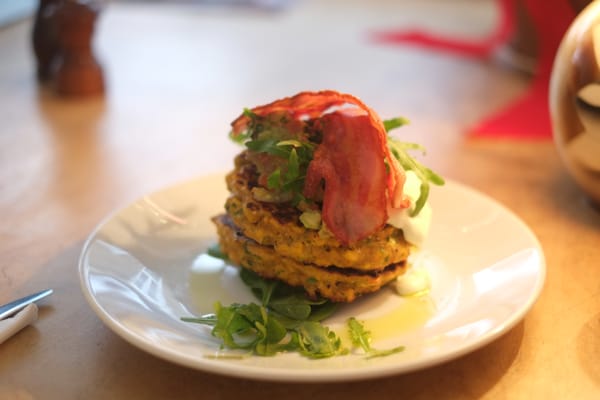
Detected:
left=239, top=266, right=278, bottom=305
left=383, top=117, right=409, bottom=132
left=255, top=140, right=314, bottom=204
left=207, top=243, right=228, bottom=260
left=183, top=268, right=344, bottom=358
left=183, top=259, right=410, bottom=359
left=347, top=317, right=405, bottom=359
left=384, top=118, right=445, bottom=217
left=294, top=321, right=345, bottom=359
left=230, top=109, right=315, bottom=204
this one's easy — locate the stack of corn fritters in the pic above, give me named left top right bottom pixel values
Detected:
left=212, top=151, right=412, bottom=303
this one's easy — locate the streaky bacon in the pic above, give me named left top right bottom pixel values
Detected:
left=231, top=90, right=408, bottom=244
left=231, top=90, right=351, bottom=135
left=303, top=111, right=389, bottom=244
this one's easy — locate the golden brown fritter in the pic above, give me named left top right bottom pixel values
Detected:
left=213, top=214, right=406, bottom=303
left=212, top=150, right=413, bottom=302
left=223, top=151, right=411, bottom=271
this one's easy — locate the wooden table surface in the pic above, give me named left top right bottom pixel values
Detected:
left=2, top=0, right=600, bottom=398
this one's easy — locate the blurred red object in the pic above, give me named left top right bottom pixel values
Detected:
left=372, top=0, right=581, bottom=140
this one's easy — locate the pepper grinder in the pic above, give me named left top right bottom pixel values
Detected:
left=32, top=0, right=62, bottom=82
left=53, top=0, right=104, bottom=97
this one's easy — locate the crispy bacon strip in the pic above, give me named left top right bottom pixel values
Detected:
left=303, top=111, right=389, bottom=244
left=231, top=90, right=408, bottom=244
left=231, top=90, right=350, bottom=135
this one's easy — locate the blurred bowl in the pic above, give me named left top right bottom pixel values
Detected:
left=550, top=1, right=600, bottom=205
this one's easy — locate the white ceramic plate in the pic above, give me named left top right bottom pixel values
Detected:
left=79, top=174, right=545, bottom=382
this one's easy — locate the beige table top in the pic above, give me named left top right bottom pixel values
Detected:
left=1, top=0, right=600, bottom=398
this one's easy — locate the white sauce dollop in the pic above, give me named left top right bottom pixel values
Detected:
left=394, top=266, right=431, bottom=296
left=387, top=170, right=432, bottom=247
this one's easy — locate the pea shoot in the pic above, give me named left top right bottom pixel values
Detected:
left=182, top=259, right=406, bottom=359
